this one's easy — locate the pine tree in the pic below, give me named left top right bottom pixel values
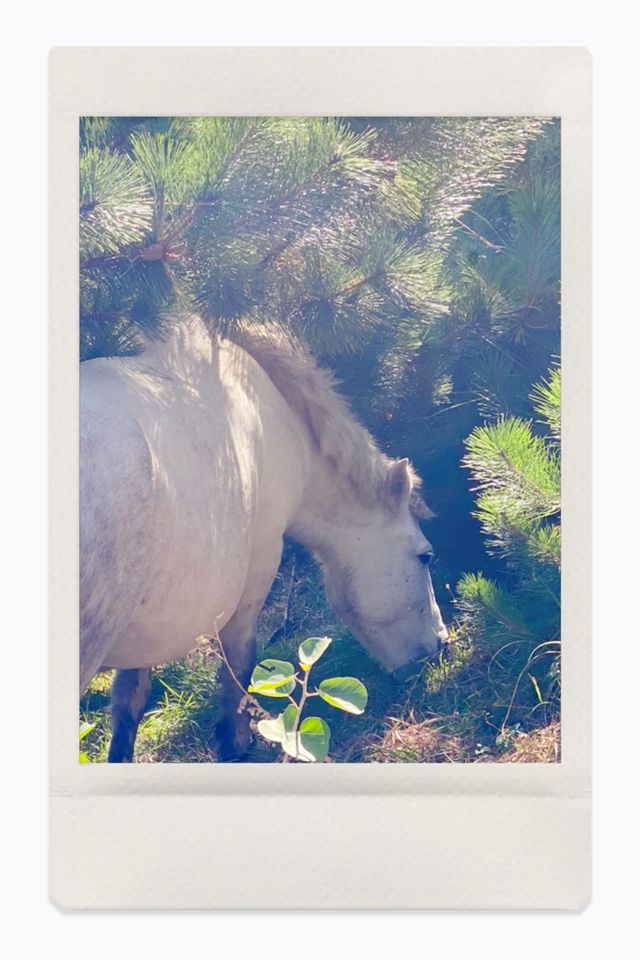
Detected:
left=455, top=366, right=561, bottom=735
left=338, top=121, right=561, bottom=589
left=79, top=116, right=548, bottom=362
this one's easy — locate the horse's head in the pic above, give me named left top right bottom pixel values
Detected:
left=321, top=458, right=448, bottom=675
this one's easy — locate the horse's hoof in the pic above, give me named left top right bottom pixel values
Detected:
left=107, top=752, right=133, bottom=763
left=214, top=717, right=250, bottom=762
left=107, top=727, right=136, bottom=763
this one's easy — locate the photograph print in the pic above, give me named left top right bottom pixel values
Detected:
left=79, top=116, right=561, bottom=765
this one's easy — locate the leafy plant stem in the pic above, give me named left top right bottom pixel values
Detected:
left=205, top=628, right=269, bottom=718
left=290, top=665, right=311, bottom=759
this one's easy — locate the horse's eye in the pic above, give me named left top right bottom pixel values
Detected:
left=418, top=551, right=433, bottom=567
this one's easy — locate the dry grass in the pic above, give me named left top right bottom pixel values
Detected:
left=367, top=715, right=560, bottom=764
left=368, top=712, right=474, bottom=763
left=489, top=721, right=561, bottom=763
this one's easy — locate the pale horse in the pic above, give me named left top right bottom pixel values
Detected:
left=80, top=314, right=448, bottom=761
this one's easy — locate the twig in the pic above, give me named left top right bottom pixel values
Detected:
left=282, top=555, right=297, bottom=643
left=453, top=216, right=504, bottom=251
left=204, top=627, right=271, bottom=720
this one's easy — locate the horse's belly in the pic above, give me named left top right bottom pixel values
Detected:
left=103, top=614, right=229, bottom=670
left=102, top=554, right=247, bottom=669
left=100, top=477, right=253, bottom=670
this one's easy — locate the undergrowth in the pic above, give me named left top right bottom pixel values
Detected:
left=79, top=543, right=559, bottom=764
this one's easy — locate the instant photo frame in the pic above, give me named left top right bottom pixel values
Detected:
left=50, top=47, right=591, bottom=909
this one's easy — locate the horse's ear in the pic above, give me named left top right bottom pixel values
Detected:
left=386, top=458, right=412, bottom=508
left=409, top=490, right=435, bottom=521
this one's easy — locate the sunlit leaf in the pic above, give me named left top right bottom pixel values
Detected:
left=282, top=717, right=331, bottom=762
left=248, top=659, right=296, bottom=696
left=79, top=721, right=97, bottom=742
left=257, top=704, right=298, bottom=744
left=298, top=717, right=331, bottom=762
left=318, top=677, right=368, bottom=715
left=298, top=636, right=332, bottom=668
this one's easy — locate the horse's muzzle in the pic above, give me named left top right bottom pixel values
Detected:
left=391, top=636, right=445, bottom=682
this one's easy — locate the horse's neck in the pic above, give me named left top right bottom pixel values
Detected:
left=286, top=449, right=363, bottom=564
left=145, top=317, right=366, bottom=559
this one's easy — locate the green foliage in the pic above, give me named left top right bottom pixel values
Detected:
left=454, top=367, right=561, bottom=733
left=79, top=115, right=548, bottom=361
left=252, top=636, right=368, bottom=762
left=532, top=366, right=561, bottom=441
left=298, top=635, right=332, bottom=667
left=317, top=676, right=368, bottom=715
left=79, top=649, right=223, bottom=763
left=463, top=369, right=560, bottom=566
left=248, top=659, right=297, bottom=697
left=80, top=148, right=153, bottom=260
left=79, top=720, right=96, bottom=763
left=464, top=415, right=560, bottom=556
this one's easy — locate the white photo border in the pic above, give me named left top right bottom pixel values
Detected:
left=50, top=47, right=591, bottom=909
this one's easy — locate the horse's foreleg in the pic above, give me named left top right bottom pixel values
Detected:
left=107, top=668, right=152, bottom=763
left=215, top=623, right=256, bottom=762
left=214, top=543, right=284, bottom=761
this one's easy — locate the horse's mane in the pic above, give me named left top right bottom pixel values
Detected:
left=149, top=312, right=428, bottom=513
left=228, top=320, right=425, bottom=511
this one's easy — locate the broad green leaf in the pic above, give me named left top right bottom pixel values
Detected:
left=298, top=717, right=330, bottom=762
left=79, top=751, right=90, bottom=763
left=282, top=735, right=306, bottom=760
left=298, top=636, right=332, bottom=667
left=79, top=721, right=97, bottom=742
left=251, top=678, right=296, bottom=698
left=281, top=717, right=331, bottom=762
left=248, top=659, right=296, bottom=696
left=257, top=704, right=298, bottom=745
left=318, top=677, right=368, bottom=715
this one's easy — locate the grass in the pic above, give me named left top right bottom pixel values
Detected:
left=80, top=644, right=222, bottom=763
left=79, top=542, right=560, bottom=764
